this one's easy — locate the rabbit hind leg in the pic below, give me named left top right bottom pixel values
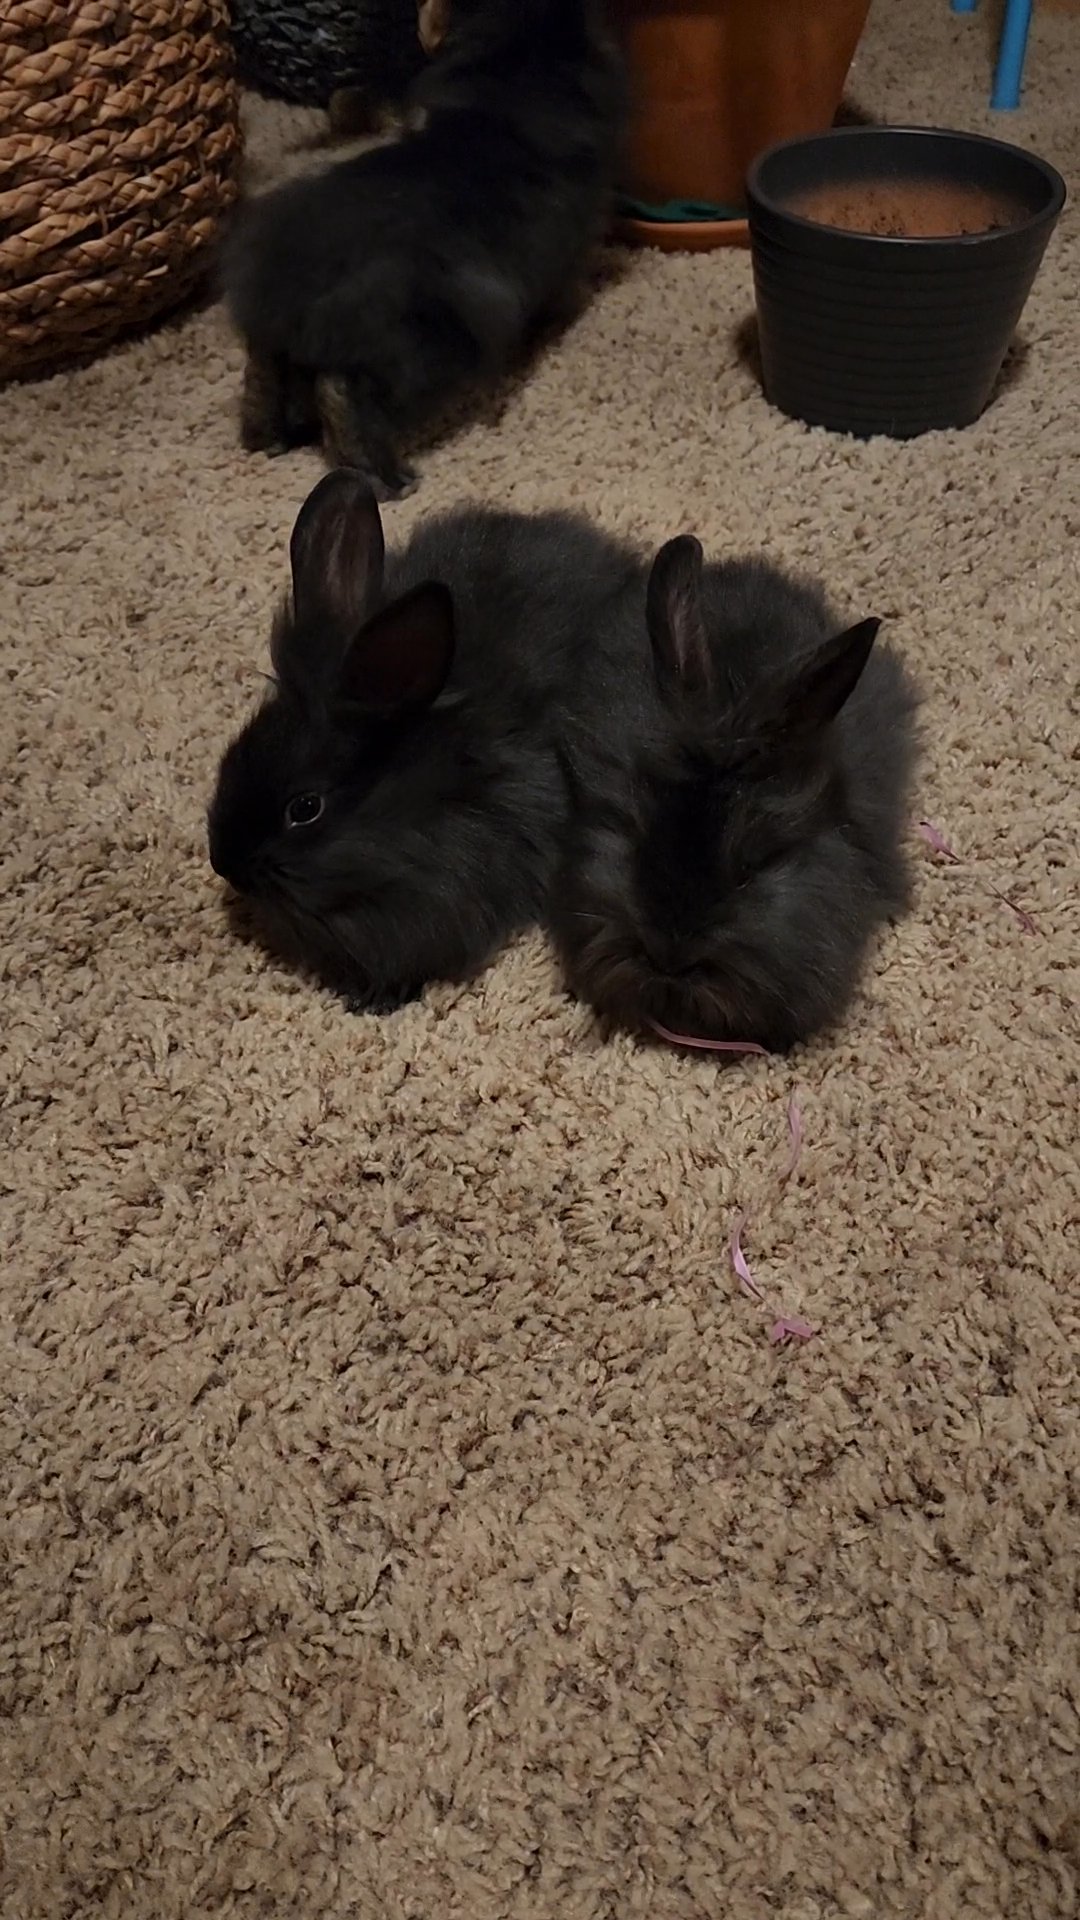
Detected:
left=240, top=352, right=318, bottom=454
left=315, top=373, right=418, bottom=499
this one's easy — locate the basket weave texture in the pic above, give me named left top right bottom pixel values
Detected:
left=230, top=0, right=421, bottom=108
left=0, top=0, right=241, bottom=381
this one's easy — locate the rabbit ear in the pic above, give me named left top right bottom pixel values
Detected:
left=773, top=618, right=881, bottom=737
left=646, top=536, right=710, bottom=694
left=288, top=468, right=385, bottom=639
left=418, top=0, right=450, bottom=53
left=341, top=582, right=455, bottom=714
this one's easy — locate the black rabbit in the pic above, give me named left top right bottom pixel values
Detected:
left=223, top=0, right=626, bottom=495
left=552, top=536, right=920, bottom=1052
left=207, top=469, right=637, bottom=1009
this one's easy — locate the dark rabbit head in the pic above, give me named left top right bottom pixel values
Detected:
left=208, top=472, right=598, bottom=1010
left=411, top=0, right=624, bottom=138
left=207, top=471, right=461, bottom=1000
left=560, top=536, right=917, bottom=1052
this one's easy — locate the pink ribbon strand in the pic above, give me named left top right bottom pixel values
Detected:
left=770, top=1316, right=818, bottom=1346
left=648, top=1018, right=767, bottom=1056
left=729, top=1100, right=817, bottom=1345
left=916, top=818, right=1038, bottom=933
left=729, top=1211, right=765, bottom=1302
left=782, top=1094, right=803, bottom=1183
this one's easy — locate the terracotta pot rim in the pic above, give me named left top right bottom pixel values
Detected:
left=615, top=214, right=750, bottom=251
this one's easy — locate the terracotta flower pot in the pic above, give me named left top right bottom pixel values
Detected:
left=612, top=0, right=872, bottom=251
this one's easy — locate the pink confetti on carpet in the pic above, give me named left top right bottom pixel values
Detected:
left=916, top=819, right=1039, bottom=933
left=782, top=1094, right=803, bottom=1182
left=986, top=883, right=1040, bottom=935
left=916, top=818, right=961, bottom=862
left=729, top=1212, right=765, bottom=1302
left=769, top=1316, right=818, bottom=1345
left=649, top=1018, right=767, bottom=1056
left=729, top=1098, right=817, bottom=1344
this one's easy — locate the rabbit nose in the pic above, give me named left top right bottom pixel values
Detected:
left=642, top=929, right=683, bottom=974
left=207, top=829, right=251, bottom=892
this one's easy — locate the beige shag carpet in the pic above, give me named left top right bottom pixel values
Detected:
left=3, top=4, right=1079, bottom=1915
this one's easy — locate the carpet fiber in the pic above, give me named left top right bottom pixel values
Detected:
left=3, top=4, right=1079, bottom=1915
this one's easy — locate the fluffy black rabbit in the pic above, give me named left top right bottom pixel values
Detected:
left=553, top=537, right=920, bottom=1052
left=223, top=0, right=626, bottom=495
left=207, top=469, right=638, bottom=1010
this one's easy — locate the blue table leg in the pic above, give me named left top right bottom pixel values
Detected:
left=991, top=0, right=1033, bottom=108
left=951, top=0, right=979, bottom=13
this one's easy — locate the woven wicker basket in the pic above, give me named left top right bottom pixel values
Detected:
left=0, top=0, right=241, bottom=382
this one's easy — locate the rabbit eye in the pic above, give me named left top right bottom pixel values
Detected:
left=284, top=792, right=325, bottom=829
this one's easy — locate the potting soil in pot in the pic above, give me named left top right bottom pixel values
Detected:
left=788, top=179, right=1029, bottom=238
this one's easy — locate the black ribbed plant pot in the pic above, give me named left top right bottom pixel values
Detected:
left=746, top=126, right=1066, bottom=439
